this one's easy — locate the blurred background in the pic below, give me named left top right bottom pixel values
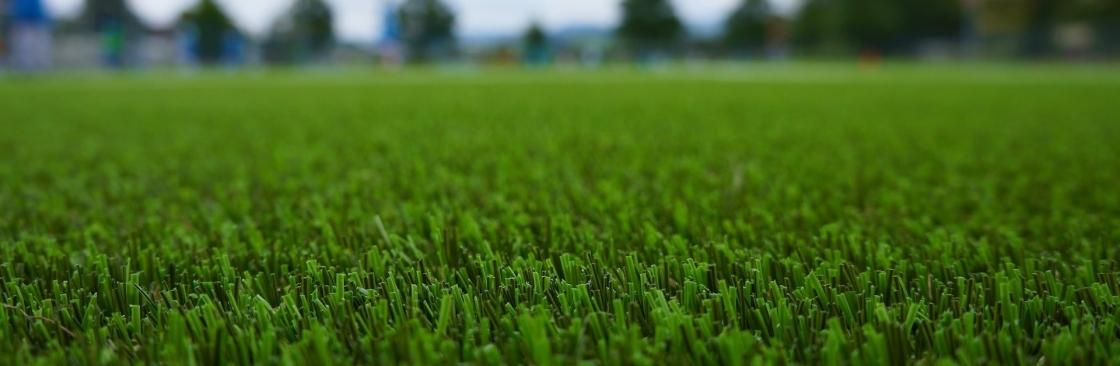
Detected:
left=0, top=0, right=1117, bottom=73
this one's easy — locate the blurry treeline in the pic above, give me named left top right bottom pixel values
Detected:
left=2, top=0, right=1119, bottom=71
left=788, top=0, right=1119, bottom=60
left=613, top=0, right=1119, bottom=61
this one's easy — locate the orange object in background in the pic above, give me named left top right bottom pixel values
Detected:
left=858, top=49, right=883, bottom=72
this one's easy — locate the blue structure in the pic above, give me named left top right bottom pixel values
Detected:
left=177, top=23, right=198, bottom=65
left=221, top=29, right=245, bottom=66
left=383, top=1, right=401, bottom=45
left=7, top=0, right=51, bottom=71
left=524, top=44, right=550, bottom=66
left=10, top=0, right=48, bottom=24
left=378, top=1, right=403, bottom=66
left=99, top=19, right=125, bottom=67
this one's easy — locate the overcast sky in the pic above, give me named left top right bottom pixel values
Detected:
left=41, top=0, right=802, bottom=43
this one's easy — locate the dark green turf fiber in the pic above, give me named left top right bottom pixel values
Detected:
left=2, top=66, right=1119, bottom=365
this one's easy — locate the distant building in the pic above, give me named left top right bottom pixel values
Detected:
left=51, top=32, right=99, bottom=70
left=550, top=27, right=613, bottom=68
left=7, top=0, right=51, bottom=71
left=139, top=27, right=179, bottom=68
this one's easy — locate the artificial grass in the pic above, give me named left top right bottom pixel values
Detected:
left=2, top=65, right=1119, bottom=365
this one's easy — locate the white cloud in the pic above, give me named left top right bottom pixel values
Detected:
left=43, top=0, right=84, bottom=18
left=672, top=0, right=740, bottom=25
left=126, top=0, right=196, bottom=29
left=538, top=0, right=618, bottom=31
left=217, top=0, right=297, bottom=38
left=327, top=0, right=382, bottom=44
left=445, top=0, right=536, bottom=36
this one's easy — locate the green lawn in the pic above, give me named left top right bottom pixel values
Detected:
left=2, top=65, right=1119, bottom=365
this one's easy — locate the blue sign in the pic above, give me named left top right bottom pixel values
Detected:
left=10, top=0, right=49, bottom=23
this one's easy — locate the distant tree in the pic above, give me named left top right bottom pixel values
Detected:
left=1014, top=0, right=1120, bottom=58
left=617, top=0, right=684, bottom=50
left=398, top=0, right=455, bottom=62
left=1020, top=0, right=1060, bottom=58
left=265, top=0, right=334, bottom=63
left=797, top=0, right=965, bottom=56
left=524, top=23, right=547, bottom=48
left=300, top=0, right=334, bottom=55
left=723, top=0, right=771, bottom=52
left=791, top=0, right=844, bottom=54
left=1095, top=0, right=1120, bottom=56
left=841, top=0, right=902, bottom=53
left=181, top=0, right=236, bottom=64
left=896, top=0, right=961, bottom=42
left=523, top=22, right=548, bottom=65
left=81, top=0, right=142, bottom=67
left=81, top=0, right=135, bottom=29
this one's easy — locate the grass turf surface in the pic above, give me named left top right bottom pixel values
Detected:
left=2, top=65, right=1120, bottom=365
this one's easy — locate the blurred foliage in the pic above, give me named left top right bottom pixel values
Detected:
left=896, top=0, right=962, bottom=43
left=617, top=0, right=684, bottom=50
left=791, top=0, right=846, bottom=55
left=792, top=0, right=960, bottom=55
left=787, top=0, right=1120, bottom=58
left=522, top=22, right=549, bottom=65
left=80, top=0, right=138, bottom=31
left=263, top=0, right=334, bottom=64
left=723, top=0, right=771, bottom=53
left=398, top=0, right=455, bottom=62
left=180, top=0, right=236, bottom=65
left=79, top=0, right=145, bottom=67
left=524, top=22, right=547, bottom=49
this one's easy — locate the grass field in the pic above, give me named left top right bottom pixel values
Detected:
left=2, top=65, right=1120, bottom=365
